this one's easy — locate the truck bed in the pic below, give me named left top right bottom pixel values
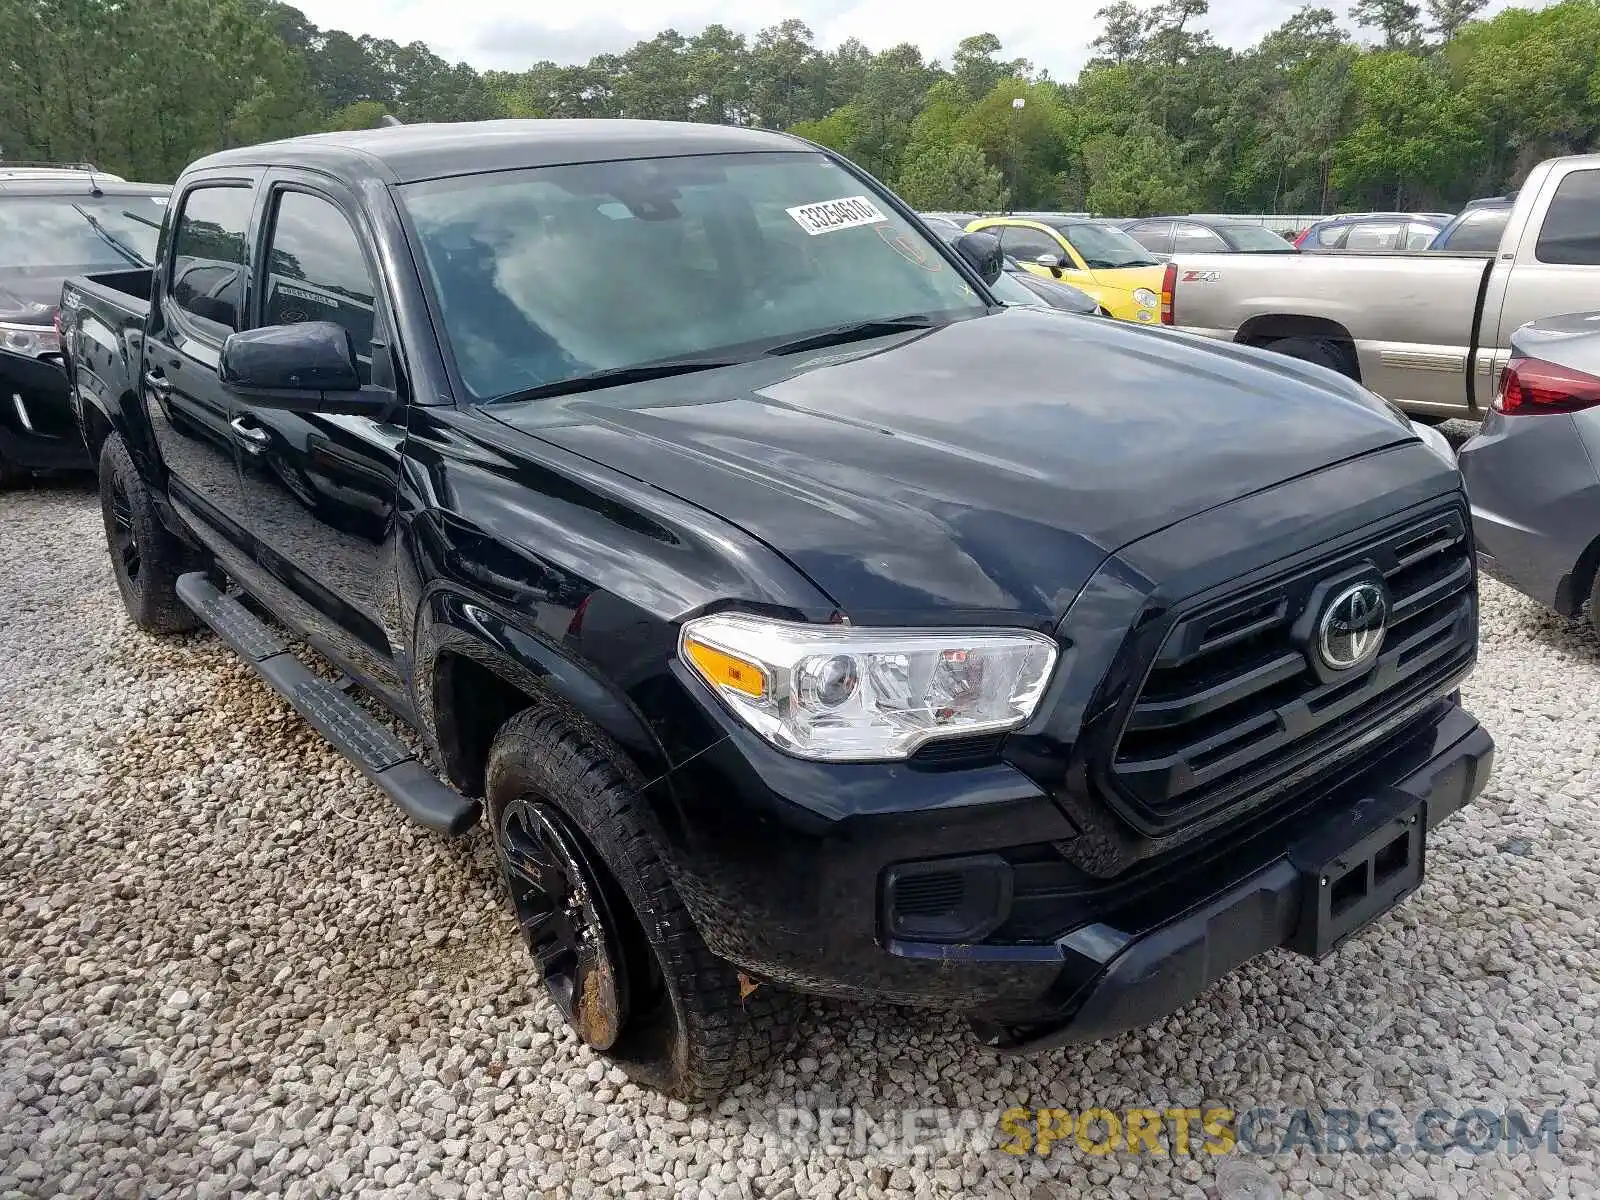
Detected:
left=1169, top=250, right=1496, bottom=416
left=67, top=267, right=154, bottom=318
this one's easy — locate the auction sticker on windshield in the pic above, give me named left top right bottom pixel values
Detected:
left=787, top=195, right=888, bottom=236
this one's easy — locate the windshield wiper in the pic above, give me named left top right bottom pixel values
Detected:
left=72, top=203, right=148, bottom=267
left=761, top=315, right=937, bottom=358
left=487, top=355, right=742, bottom=404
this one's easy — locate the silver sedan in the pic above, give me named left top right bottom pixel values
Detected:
left=1459, top=311, right=1600, bottom=630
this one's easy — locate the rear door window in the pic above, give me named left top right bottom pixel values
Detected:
left=1405, top=222, right=1440, bottom=249
left=1126, top=221, right=1174, bottom=254
left=169, top=185, right=254, bottom=339
left=1344, top=222, right=1402, bottom=251
left=1173, top=223, right=1227, bottom=253
left=1443, top=208, right=1510, bottom=252
left=1536, top=170, right=1600, bottom=264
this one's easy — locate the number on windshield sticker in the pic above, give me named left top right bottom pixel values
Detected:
left=786, top=195, right=888, bottom=236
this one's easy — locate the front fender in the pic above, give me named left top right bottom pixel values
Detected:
left=414, top=586, right=674, bottom=792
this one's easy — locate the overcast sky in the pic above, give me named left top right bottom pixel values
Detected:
left=290, top=0, right=1531, bottom=80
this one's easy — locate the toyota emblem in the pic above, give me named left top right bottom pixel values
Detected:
left=1316, top=581, right=1387, bottom=671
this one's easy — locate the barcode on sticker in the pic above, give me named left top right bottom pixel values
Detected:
left=786, top=195, right=888, bottom=236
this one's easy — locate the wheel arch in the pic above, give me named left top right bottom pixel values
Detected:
left=1555, top=530, right=1600, bottom=619
left=415, top=588, right=673, bottom=800
left=1236, top=314, right=1361, bottom=379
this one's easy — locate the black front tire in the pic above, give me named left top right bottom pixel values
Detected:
left=1263, top=335, right=1357, bottom=379
left=98, top=433, right=200, bottom=634
left=486, top=707, right=802, bottom=1101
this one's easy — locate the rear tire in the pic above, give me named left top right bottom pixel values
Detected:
left=98, top=433, right=200, bottom=634
left=0, top=452, right=19, bottom=489
left=1590, top=567, right=1600, bottom=636
left=1263, top=335, right=1357, bottom=380
left=486, top=707, right=802, bottom=1101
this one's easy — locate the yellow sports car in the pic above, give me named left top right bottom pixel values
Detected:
left=965, top=216, right=1166, bottom=324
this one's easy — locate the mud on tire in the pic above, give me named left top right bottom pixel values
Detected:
left=486, top=706, right=803, bottom=1101
left=98, top=433, right=200, bottom=635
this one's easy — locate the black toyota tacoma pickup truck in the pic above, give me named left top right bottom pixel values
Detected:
left=60, top=120, right=1493, bottom=1100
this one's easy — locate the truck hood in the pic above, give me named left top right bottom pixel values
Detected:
left=0, top=273, right=64, bottom=324
left=485, top=308, right=1415, bottom=622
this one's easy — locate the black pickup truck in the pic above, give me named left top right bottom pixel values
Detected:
left=60, top=120, right=1493, bottom=1100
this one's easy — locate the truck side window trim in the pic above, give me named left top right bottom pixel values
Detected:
left=165, top=181, right=256, bottom=347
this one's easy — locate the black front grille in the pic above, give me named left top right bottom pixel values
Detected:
left=1108, top=503, right=1475, bottom=829
left=893, top=872, right=967, bottom=916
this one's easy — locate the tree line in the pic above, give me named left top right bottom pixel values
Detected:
left=3, top=0, right=1599, bottom=216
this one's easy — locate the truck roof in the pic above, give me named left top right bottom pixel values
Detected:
left=189, top=119, right=808, bottom=185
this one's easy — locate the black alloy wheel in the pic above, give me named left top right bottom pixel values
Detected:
left=498, top=796, right=631, bottom=1051
left=108, top=474, right=141, bottom=582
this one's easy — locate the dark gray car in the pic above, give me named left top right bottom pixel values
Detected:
left=1459, top=312, right=1600, bottom=629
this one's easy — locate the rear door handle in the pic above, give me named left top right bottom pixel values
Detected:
left=142, top=370, right=171, bottom=397
left=230, top=416, right=270, bottom=451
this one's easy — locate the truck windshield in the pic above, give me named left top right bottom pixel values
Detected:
left=1054, top=223, right=1160, bottom=270
left=402, top=152, right=989, bottom=402
left=0, top=195, right=165, bottom=269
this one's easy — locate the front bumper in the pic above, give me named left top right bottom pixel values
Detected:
left=656, top=686, right=1491, bottom=1044
left=981, top=707, right=1491, bottom=1050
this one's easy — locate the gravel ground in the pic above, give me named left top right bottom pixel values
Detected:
left=4, top=468, right=1599, bottom=1200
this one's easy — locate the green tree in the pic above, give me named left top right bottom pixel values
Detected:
left=686, top=25, right=752, bottom=124
left=1333, top=50, right=1481, bottom=206
left=1449, top=1, right=1600, bottom=190
left=958, top=78, right=1077, bottom=208
left=895, top=140, right=1008, bottom=210
left=615, top=31, right=694, bottom=121
left=1428, top=0, right=1489, bottom=42
left=1351, top=0, right=1425, bottom=49
left=1091, top=2, right=1149, bottom=66
left=1083, top=122, right=1197, bottom=213
left=789, top=105, right=863, bottom=154
left=747, top=20, right=825, bottom=129
left=325, top=100, right=392, bottom=130
left=952, top=34, right=1030, bottom=102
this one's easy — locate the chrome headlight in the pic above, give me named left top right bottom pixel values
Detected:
left=679, top=614, right=1059, bottom=762
left=1132, top=288, right=1159, bottom=308
left=0, top=321, right=59, bottom=357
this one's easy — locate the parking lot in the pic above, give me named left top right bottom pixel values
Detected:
left=2, top=461, right=1598, bottom=1199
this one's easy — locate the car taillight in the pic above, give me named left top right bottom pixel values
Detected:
left=1495, top=356, right=1600, bottom=415
left=1160, top=262, right=1176, bottom=326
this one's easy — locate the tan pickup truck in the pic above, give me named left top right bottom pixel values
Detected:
left=1165, top=153, right=1600, bottom=421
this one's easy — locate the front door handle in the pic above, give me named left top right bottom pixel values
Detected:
left=229, top=416, right=270, bottom=452
left=142, top=370, right=172, bottom=398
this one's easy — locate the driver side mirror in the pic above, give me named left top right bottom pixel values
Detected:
left=954, top=231, right=1004, bottom=286
left=1035, top=252, right=1068, bottom=276
left=220, top=321, right=387, bottom=416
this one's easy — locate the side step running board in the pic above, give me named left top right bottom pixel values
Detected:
left=175, top=572, right=480, bottom=837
